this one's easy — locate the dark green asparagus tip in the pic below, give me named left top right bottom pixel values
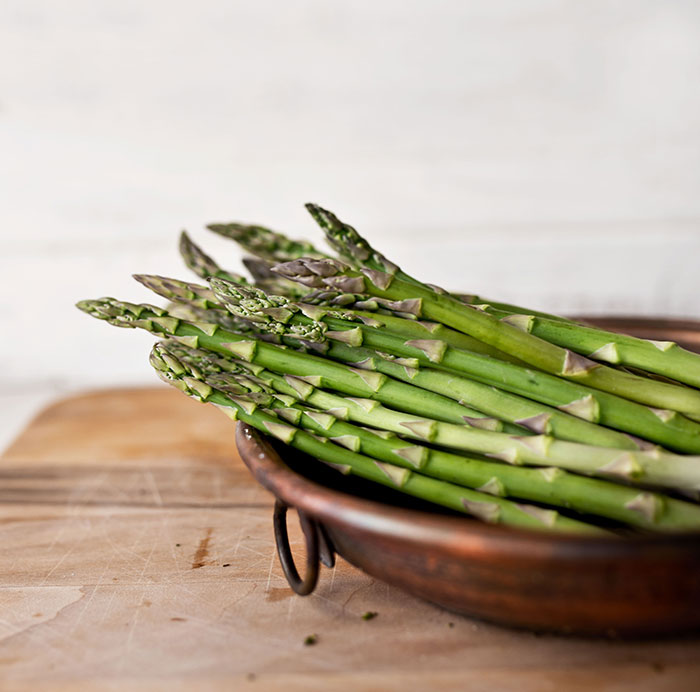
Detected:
left=210, top=278, right=295, bottom=325
left=179, top=231, right=221, bottom=278
left=206, top=222, right=284, bottom=249
left=76, top=297, right=126, bottom=319
left=304, top=202, right=330, bottom=226
left=151, top=341, right=276, bottom=406
left=305, top=203, right=398, bottom=274
left=206, top=222, right=247, bottom=238
left=207, top=221, right=326, bottom=263
left=132, top=273, right=218, bottom=307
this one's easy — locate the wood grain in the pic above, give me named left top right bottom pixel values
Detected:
left=1, top=387, right=699, bottom=690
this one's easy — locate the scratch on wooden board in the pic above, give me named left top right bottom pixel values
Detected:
left=68, top=556, right=112, bottom=636
left=122, top=538, right=158, bottom=660
left=265, top=547, right=276, bottom=591
left=144, top=469, right=163, bottom=507
left=191, top=527, right=213, bottom=569
left=342, top=579, right=376, bottom=610
left=38, top=542, right=79, bottom=587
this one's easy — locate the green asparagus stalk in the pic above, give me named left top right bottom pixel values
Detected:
left=160, top=341, right=700, bottom=531
left=298, top=288, right=528, bottom=364
left=76, top=298, right=700, bottom=492
left=179, top=231, right=248, bottom=284
left=133, top=273, right=700, bottom=452
left=475, top=304, right=700, bottom=389
left=457, top=293, right=575, bottom=324
left=272, top=257, right=700, bottom=417
left=135, top=272, right=521, bottom=364
left=131, top=275, right=528, bottom=434
left=130, top=273, right=700, bottom=454
left=76, top=297, right=498, bottom=427
left=149, top=343, right=600, bottom=533
left=205, top=205, right=566, bottom=326
left=209, top=280, right=700, bottom=453
left=206, top=222, right=328, bottom=262
left=305, top=203, right=576, bottom=322
left=132, top=274, right=274, bottom=336
left=167, top=302, right=251, bottom=333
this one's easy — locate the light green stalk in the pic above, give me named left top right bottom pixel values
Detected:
left=139, top=273, right=512, bottom=362
left=457, top=293, right=575, bottom=324
left=478, top=304, right=700, bottom=389
left=162, top=341, right=700, bottom=531
left=299, top=288, right=527, bottom=364
left=133, top=274, right=254, bottom=333
left=132, top=275, right=525, bottom=434
left=210, top=281, right=700, bottom=453
left=272, top=257, right=700, bottom=417
left=149, top=343, right=600, bottom=533
left=76, top=298, right=700, bottom=492
left=76, top=297, right=500, bottom=427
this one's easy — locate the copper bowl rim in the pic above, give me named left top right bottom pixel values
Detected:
left=236, top=423, right=700, bottom=563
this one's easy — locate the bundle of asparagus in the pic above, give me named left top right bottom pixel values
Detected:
left=77, top=204, right=700, bottom=534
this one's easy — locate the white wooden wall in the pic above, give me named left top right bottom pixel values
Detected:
left=2, top=0, right=700, bottom=447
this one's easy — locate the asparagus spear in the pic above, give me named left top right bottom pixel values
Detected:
left=209, top=280, right=700, bottom=453
left=137, top=273, right=518, bottom=363
left=305, top=203, right=576, bottom=323
left=130, top=274, right=700, bottom=453
left=304, top=202, right=413, bottom=281
left=163, top=341, right=700, bottom=531
left=299, top=288, right=529, bottom=364
left=179, top=231, right=248, bottom=284
left=131, top=274, right=530, bottom=435
left=179, top=231, right=308, bottom=299
left=205, top=205, right=565, bottom=325
left=134, top=274, right=222, bottom=310
left=150, top=343, right=600, bottom=533
left=457, top=293, right=575, bottom=324
left=206, top=222, right=328, bottom=262
left=475, top=304, right=700, bottom=389
left=132, top=273, right=700, bottom=452
left=76, top=297, right=498, bottom=426
left=272, top=257, right=700, bottom=417
left=166, top=302, right=248, bottom=332
left=76, top=298, right=700, bottom=492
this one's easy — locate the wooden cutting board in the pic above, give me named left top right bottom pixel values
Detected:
left=1, top=387, right=699, bottom=691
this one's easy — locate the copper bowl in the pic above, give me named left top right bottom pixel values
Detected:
left=236, top=317, right=700, bottom=638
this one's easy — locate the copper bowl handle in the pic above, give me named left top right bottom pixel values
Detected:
left=273, top=500, right=321, bottom=595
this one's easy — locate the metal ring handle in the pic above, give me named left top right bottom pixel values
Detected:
left=273, top=500, right=319, bottom=595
